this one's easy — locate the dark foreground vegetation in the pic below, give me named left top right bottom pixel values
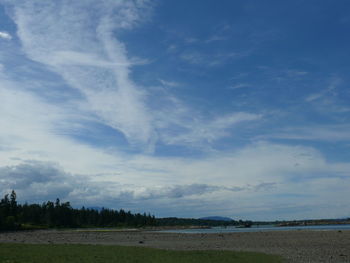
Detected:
left=0, top=191, right=156, bottom=230
left=0, top=243, right=282, bottom=263
left=0, top=191, right=238, bottom=231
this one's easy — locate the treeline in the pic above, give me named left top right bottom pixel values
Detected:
left=0, top=191, right=156, bottom=231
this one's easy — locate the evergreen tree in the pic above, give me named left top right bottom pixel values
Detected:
left=0, top=191, right=158, bottom=231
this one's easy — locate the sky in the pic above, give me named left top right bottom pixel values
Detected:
left=0, top=0, right=350, bottom=221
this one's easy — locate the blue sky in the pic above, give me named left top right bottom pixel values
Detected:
left=0, top=0, right=350, bottom=220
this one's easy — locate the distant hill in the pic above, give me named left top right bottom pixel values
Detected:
left=199, top=216, right=233, bottom=221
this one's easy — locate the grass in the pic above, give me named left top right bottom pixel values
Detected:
left=0, top=243, right=283, bottom=263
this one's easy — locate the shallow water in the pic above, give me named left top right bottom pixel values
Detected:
left=159, top=224, right=350, bottom=233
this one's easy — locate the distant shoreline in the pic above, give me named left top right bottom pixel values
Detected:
left=156, top=223, right=350, bottom=234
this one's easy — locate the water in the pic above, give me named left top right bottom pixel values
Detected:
left=158, top=224, right=350, bottom=234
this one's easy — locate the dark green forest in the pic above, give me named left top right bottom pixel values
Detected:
left=0, top=191, right=237, bottom=231
left=0, top=191, right=156, bottom=231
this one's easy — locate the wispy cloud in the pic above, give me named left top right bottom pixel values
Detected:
left=167, top=44, right=177, bottom=52
left=303, top=77, right=350, bottom=114
left=160, top=112, right=262, bottom=146
left=6, top=0, right=154, bottom=149
left=184, top=35, right=227, bottom=44
left=0, top=31, right=12, bottom=40
left=305, top=77, right=340, bottom=102
left=229, top=83, right=250, bottom=90
left=184, top=37, right=199, bottom=44
left=204, top=35, right=227, bottom=43
left=259, top=125, right=350, bottom=142
left=180, top=51, right=245, bottom=67
left=180, top=51, right=204, bottom=64
left=286, top=70, right=308, bottom=77
left=158, top=79, right=181, bottom=87
left=6, top=1, right=254, bottom=152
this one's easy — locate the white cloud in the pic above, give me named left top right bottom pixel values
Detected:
left=6, top=0, right=154, bottom=149
left=161, top=112, right=262, bottom=146
left=229, top=83, right=250, bottom=90
left=303, top=77, right=350, bottom=114
left=204, top=35, right=227, bottom=43
left=1, top=140, right=349, bottom=219
left=286, top=70, right=308, bottom=77
left=260, top=125, right=350, bottom=142
left=0, top=31, right=12, bottom=40
left=305, top=77, right=340, bottom=102
left=0, top=74, right=348, bottom=216
left=4, top=1, right=261, bottom=152
left=180, top=51, right=205, bottom=64
left=0, top=160, right=274, bottom=206
left=167, top=44, right=177, bottom=52
left=0, top=161, right=74, bottom=202
left=48, top=51, right=132, bottom=68
left=2, top=77, right=346, bottom=196
left=158, top=79, right=181, bottom=87
left=0, top=79, right=116, bottom=174
left=180, top=51, right=246, bottom=67
left=184, top=37, right=199, bottom=43
left=7, top=1, right=256, bottom=152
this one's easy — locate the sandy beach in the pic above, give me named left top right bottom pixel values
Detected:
left=0, top=229, right=349, bottom=262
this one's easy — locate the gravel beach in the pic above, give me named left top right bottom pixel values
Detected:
left=0, top=229, right=349, bottom=262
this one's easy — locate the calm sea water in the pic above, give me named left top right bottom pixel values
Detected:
left=158, top=224, right=350, bottom=234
